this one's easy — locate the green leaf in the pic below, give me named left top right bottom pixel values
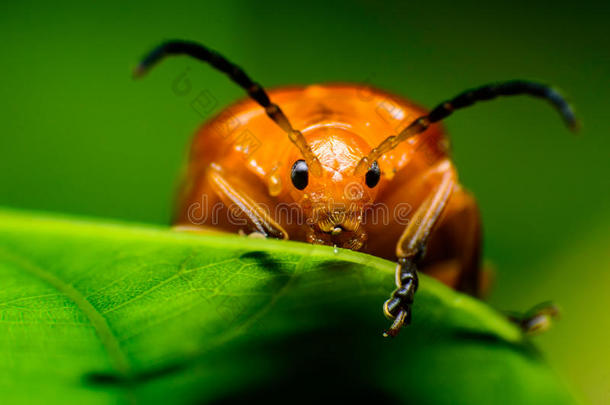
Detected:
left=0, top=209, right=578, bottom=404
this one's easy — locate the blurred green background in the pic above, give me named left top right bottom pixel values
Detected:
left=1, top=0, right=608, bottom=403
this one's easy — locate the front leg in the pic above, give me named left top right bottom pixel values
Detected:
left=207, top=166, right=288, bottom=239
left=383, top=161, right=457, bottom=337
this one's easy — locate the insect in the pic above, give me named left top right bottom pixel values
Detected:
left=135, top=40, right=576, bottom=337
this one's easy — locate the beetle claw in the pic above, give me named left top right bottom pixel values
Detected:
left=516, top=302, right=561, bottom=335
left=383, top=308, right=409, bottom=338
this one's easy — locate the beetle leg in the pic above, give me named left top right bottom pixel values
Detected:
left=422, top=187, right=485, bottom=296
left=208, top=168, right=288, bottom=240
left=507, top=302, right=560, bottom=335
left=384, top=162, right=456, bottom=337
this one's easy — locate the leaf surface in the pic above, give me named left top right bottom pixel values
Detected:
left=0, top=209, right=577, bottom=404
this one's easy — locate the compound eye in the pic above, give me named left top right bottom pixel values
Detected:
left=365, top=161, right=381, bottom=188
left=291, top=159, right=309, bottom=190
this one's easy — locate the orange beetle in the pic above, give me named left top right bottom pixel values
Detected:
left=135, top=40, right=576, bottom=337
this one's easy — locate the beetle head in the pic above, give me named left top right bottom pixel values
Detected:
left=286, top=126, right=381, bottom=250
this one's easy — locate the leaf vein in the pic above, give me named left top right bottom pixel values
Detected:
left=0, top=247, right=131, bottom=377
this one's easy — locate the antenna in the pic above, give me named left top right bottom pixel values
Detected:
left=135, top=40, right=323, bottom=176
left=355, top=80, right=577, bottom=175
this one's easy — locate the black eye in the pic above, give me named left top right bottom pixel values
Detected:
left=365, top=161, right=381, bottom=188
left=291, top=159, right=309, bottom=190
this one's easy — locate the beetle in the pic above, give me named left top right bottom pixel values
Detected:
left=135, top=40, right=576, bottom=337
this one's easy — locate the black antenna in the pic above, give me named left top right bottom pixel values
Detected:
left=426, top=80, right=577, bottom=129
left=134, top=40, right=322, bottom=175
left=355, top=80, right=578, bottom=175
